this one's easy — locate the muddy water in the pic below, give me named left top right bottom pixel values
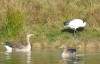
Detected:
left=0, top=47, right=100, bottom=64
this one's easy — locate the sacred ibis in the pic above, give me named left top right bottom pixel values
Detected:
left=64, top=19, right=87, bottom=37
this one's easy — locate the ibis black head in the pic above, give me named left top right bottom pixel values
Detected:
left=64, top=21, right=69, bottom=26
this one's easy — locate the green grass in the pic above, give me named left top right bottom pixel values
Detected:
left=0, top=7, right=24, bottom=42
left=0, top=0, right=100, bottom=48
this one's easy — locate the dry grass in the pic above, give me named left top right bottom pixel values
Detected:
left=0, top=0, right=100, bottom=48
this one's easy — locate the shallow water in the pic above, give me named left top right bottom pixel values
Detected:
left=0, top=48, right=100, bottom=64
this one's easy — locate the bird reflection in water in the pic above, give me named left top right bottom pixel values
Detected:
left=5, top=52, right=12, bottom=60
left=5, top=52, right=31, bottom=64
left=61, top=57, right=79, bottom=64
left=26, top=52, right=31, bottom=64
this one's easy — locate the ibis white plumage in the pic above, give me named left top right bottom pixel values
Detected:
left=64, top=19, right=87, bottom=37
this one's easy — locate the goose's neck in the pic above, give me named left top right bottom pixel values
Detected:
left=63, top=48, right=68, bottom=52
left=26, top=36, right=31, bottom=51
left=26, top=36, right=30, bottom=44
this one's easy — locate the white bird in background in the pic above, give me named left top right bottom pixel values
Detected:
left=2, top=33, right=34, bottom=52
left=64, top=19, right=87, bottom=37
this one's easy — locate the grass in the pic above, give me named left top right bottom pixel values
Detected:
left=0, top=7, right=24, bottom=42
left=0, top=0, right=100, bottom=48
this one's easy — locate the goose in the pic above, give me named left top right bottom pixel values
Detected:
left=59, top=45, right=77, bottom=59
left=64, top=19, right=87, bottom=37
left=2, top=33, right=34, bottom=52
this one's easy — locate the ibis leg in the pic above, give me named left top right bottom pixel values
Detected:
left=73, top=29, right=77, bottom=37
left=75, top=30, right=80, bottom=36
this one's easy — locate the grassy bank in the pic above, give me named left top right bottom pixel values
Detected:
left=0, top=0, right=100, bottom=48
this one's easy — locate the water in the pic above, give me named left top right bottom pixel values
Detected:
left=0, top=48, right=100, bottom=64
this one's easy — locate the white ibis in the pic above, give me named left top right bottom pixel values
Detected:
left=59, top=45, right=76, bottom=59
left=2, top=33, right=34, bottom=52
left=64, top=19, right=87, bottom=37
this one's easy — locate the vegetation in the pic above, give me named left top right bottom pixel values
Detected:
left=0, top=0, right=100, bottom=48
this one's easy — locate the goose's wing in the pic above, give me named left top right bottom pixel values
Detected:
left=67, top=49, right=76, bottom=53
left=14, top=43, right=25, bottom=49
left=4, top=42, right=25, bottom=49
left=4, top=42, right=15, bottom=48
